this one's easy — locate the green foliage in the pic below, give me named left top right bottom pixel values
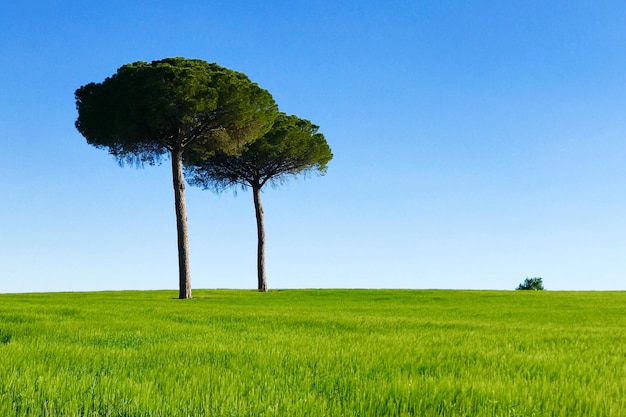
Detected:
left=75, top=57, right=277, bottom=165
left=516, top=277, right=545, bottom=290
left=1, top=290, right=624, bottom=416
left=185, top=112, right=333, bottom=190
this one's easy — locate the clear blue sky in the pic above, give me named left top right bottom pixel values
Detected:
left=2, top=1, right=626, bottom=293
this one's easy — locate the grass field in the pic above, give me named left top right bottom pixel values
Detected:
left=0, top=289, right=624, bottom=416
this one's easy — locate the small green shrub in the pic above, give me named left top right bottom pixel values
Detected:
left=516, top=277, right=545, bottom=290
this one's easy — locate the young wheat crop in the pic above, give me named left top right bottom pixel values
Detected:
left=0, top=289, right=624, bottom=416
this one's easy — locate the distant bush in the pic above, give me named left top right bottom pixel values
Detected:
left=516, top=277, right=545, bottom=291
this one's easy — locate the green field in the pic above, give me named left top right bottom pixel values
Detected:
left=0, top=289, right=624, bottom=416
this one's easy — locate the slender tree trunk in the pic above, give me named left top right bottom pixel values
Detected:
left=253, top=185, right=267, bottom=292
left=171, top=148, right=192, bottom=299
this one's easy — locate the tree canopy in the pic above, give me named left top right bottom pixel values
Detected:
left=186, top=113, right=333, bottom=291
left=75, top=58, right=277, bottom=164
left=75, top=58, right=277, bottom=298
left=185, top=113, right=332, bottom=191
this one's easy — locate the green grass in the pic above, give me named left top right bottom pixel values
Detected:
left=0, top=289, right=624, bottom=416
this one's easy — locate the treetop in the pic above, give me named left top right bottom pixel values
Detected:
left=185, top=112, right=333, bottom=191
left=75, top=57, right=277, bottom=165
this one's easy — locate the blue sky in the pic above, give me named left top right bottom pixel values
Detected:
left=1, top=1, right=626, bottom=293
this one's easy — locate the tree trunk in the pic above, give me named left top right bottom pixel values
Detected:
left=253, top=185, right=267, bottom=292
left=171, top=148, right=192, bottom=299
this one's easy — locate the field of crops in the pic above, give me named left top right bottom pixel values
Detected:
left=0, top=289, right=624, bottom=416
